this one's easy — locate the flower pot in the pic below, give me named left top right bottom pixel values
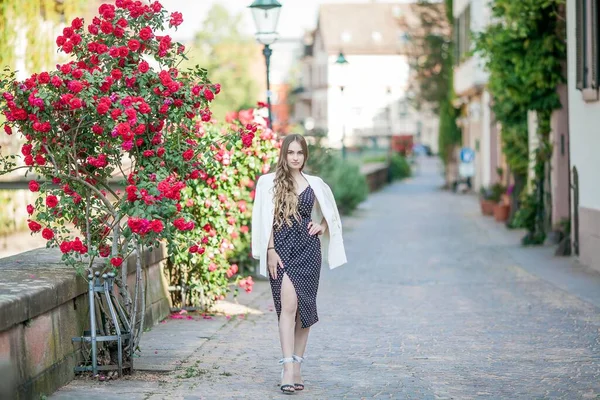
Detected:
left=493, top=203, right=510, bottom=222
left=480, top=199, right=495, bottom=216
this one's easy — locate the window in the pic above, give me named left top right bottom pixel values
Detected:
left=454, top=4, right=471, bottom=65
left=576, top=0, right=600, bottom=101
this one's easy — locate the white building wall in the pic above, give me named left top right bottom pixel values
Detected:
left=566, top=0, right=600, bottom=271
left=326, top=54, right=422, bottom=149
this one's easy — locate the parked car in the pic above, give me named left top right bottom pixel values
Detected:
left=412, top=143, right=433, bottom=156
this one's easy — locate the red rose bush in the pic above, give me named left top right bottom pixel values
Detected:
left=0, top=1, right=222, bottom=350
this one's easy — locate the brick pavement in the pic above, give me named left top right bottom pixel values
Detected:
left=52, top=158, right=600, bottom=399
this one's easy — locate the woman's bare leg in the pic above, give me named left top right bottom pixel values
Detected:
left=293, top=311, right=310, bottom=384
left=279, top=273, right=297, bottom=386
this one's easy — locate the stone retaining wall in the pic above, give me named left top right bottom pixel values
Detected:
left=0, top=246, right=171, bottom=400
left=360, top=162, right=390, bottom=192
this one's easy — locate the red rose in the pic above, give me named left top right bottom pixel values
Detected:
left=170, top=12, right=183, bottom=27
left=157, top=147, right=165, bottom=157
left=92, top=124, right=103, bottom=134
left=138, top=103, right=151, bottom=114
left=242, top=133, right=254, bottom=148
left=128, top=39, right=140, bottom=52
left=150, top=220, right=164, bottom=233
left=42, top=228, right=54, bottom=240
left=88, top=24, right=99, bottom=35
left=4, top=125, right=12, bottom=135
left=56, top=36, right=66, bottom=46
left=140, top=27, right=154, bottom=41
left=138, top=61, right=150, bottom=73
left=188, top=245, right=198, bottom=253
left=111, top=69, right=123, bottom=80
left=62, top=41, right=74, bottom=54
left=203, top=88, right=215, bottom=101
left=38, top=72, right=50, bottom=84
left=97, top=103, right=109, bottom=115
left=29, top=180, right=40, bottom=192
left=111, top=108, right=122, bottom=120
left=118, top=47, right=129, bottom=57
left=28, top=220, right=42, bottom=232
left=182, top=149, right=194, bottom=161
left=71, top=17, right=84, bottom=30
left=34, top=154, right=46, bottom=166
left=69, top=98, right=83, bottom=109
left=110, top=257, right=123, bottom=267
left=96, top=43, right=108, bottom=54
left=71, top=34, right=82, bottom=45
left=63, top=27, right=74, bottom=38
left=72, top=69, right=83, bottom=79
left=46, top=195, right=59, bottom=208
left=26, top=204, right=34, bottom=215
left=60, top=241, right=73, bottom=254
left=116, top=18, right=128, bottom=28
left=99, top=246, right=110, bottom=257
left=68, top=80, right=83, bottom=93
left=100, top=21, right=113, bottom=34
left=151, top=1, right=162, bottom=12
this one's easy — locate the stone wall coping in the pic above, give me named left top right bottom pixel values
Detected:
left=0, top=245, right=166, bottom=333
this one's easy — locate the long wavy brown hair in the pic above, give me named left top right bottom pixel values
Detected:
left=273, top=134, right=309, bottom=229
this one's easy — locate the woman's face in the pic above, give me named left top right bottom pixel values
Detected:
left=286, top=140, right=305, bottom=171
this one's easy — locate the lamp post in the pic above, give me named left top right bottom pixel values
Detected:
left=334, top=51, right=349, bottom=160
left=249, top=0, right=282, bottom=129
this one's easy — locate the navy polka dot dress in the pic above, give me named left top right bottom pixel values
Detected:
left=270, top=186, right=321, bottom=329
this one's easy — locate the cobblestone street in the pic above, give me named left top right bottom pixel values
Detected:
left=53, top=158, right=600, bottom=399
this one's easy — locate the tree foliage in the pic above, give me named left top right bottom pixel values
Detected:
left=184, top=4, right=261, bottom=121
left=404, top=0, right=461, bottom=169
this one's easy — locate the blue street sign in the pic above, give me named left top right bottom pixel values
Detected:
left=460, top=147, right=475, bottom=163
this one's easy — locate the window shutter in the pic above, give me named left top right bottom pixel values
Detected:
left=576, top=0, right=586, bottom=89
left=591, top=0, right=599, bottom=89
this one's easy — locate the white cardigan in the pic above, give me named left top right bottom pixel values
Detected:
left=251, top=172, right=347, bottom=278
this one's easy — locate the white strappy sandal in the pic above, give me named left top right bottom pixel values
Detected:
left=292, top=354, right=305, bottom=391
left=279, top=357, right=296, bottom=394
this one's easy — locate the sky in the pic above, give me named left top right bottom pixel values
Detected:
left=160, top=0, right=411, bottom=42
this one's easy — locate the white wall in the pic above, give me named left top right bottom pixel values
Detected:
left=326, top=54, right=421, bottom=148
left=567, top=0, right=600, bottom=211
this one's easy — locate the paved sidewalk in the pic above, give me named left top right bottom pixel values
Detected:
left=52, top=158, right=600, bottom=399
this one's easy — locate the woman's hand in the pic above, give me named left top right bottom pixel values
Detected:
left=307, top=221, right=325, bottom=236
left=267, top=248, right=284, bottom=279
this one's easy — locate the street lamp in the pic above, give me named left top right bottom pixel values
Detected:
left=249, top=0, right=282, bottom=129
left=334, top=51, right=349, bottom=159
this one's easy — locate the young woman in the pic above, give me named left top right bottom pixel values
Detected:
left=251, top=134, right=347, bottom=394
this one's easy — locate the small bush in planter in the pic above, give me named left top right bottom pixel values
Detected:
left=389, top=154, right=411, bottom=180
left=321, top=157, right=368, bottom=215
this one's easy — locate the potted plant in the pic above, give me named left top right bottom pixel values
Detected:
left=479, top=187, right=496, bottom=216
left=493, top=185, right=511, bottom=222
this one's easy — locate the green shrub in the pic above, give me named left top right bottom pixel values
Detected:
left=389, top=154, right=411, bottom=180
left=322, top=158, right=369, bottom=215
left=306, top=144, right=368, bottom=215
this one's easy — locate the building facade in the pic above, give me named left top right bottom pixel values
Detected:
left=566, top=0, right=600, bottom=272
left=453, top=0, right=504, bottom=191
left=292, top=3, right=438, bottom=152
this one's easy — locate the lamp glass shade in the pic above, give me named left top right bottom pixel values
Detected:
left=249, top=0, right=282, bottom=45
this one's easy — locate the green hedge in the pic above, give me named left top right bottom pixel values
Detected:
left=389, top=154, right=411, bottom=181
left=307, top=144, right=368, bottom=215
